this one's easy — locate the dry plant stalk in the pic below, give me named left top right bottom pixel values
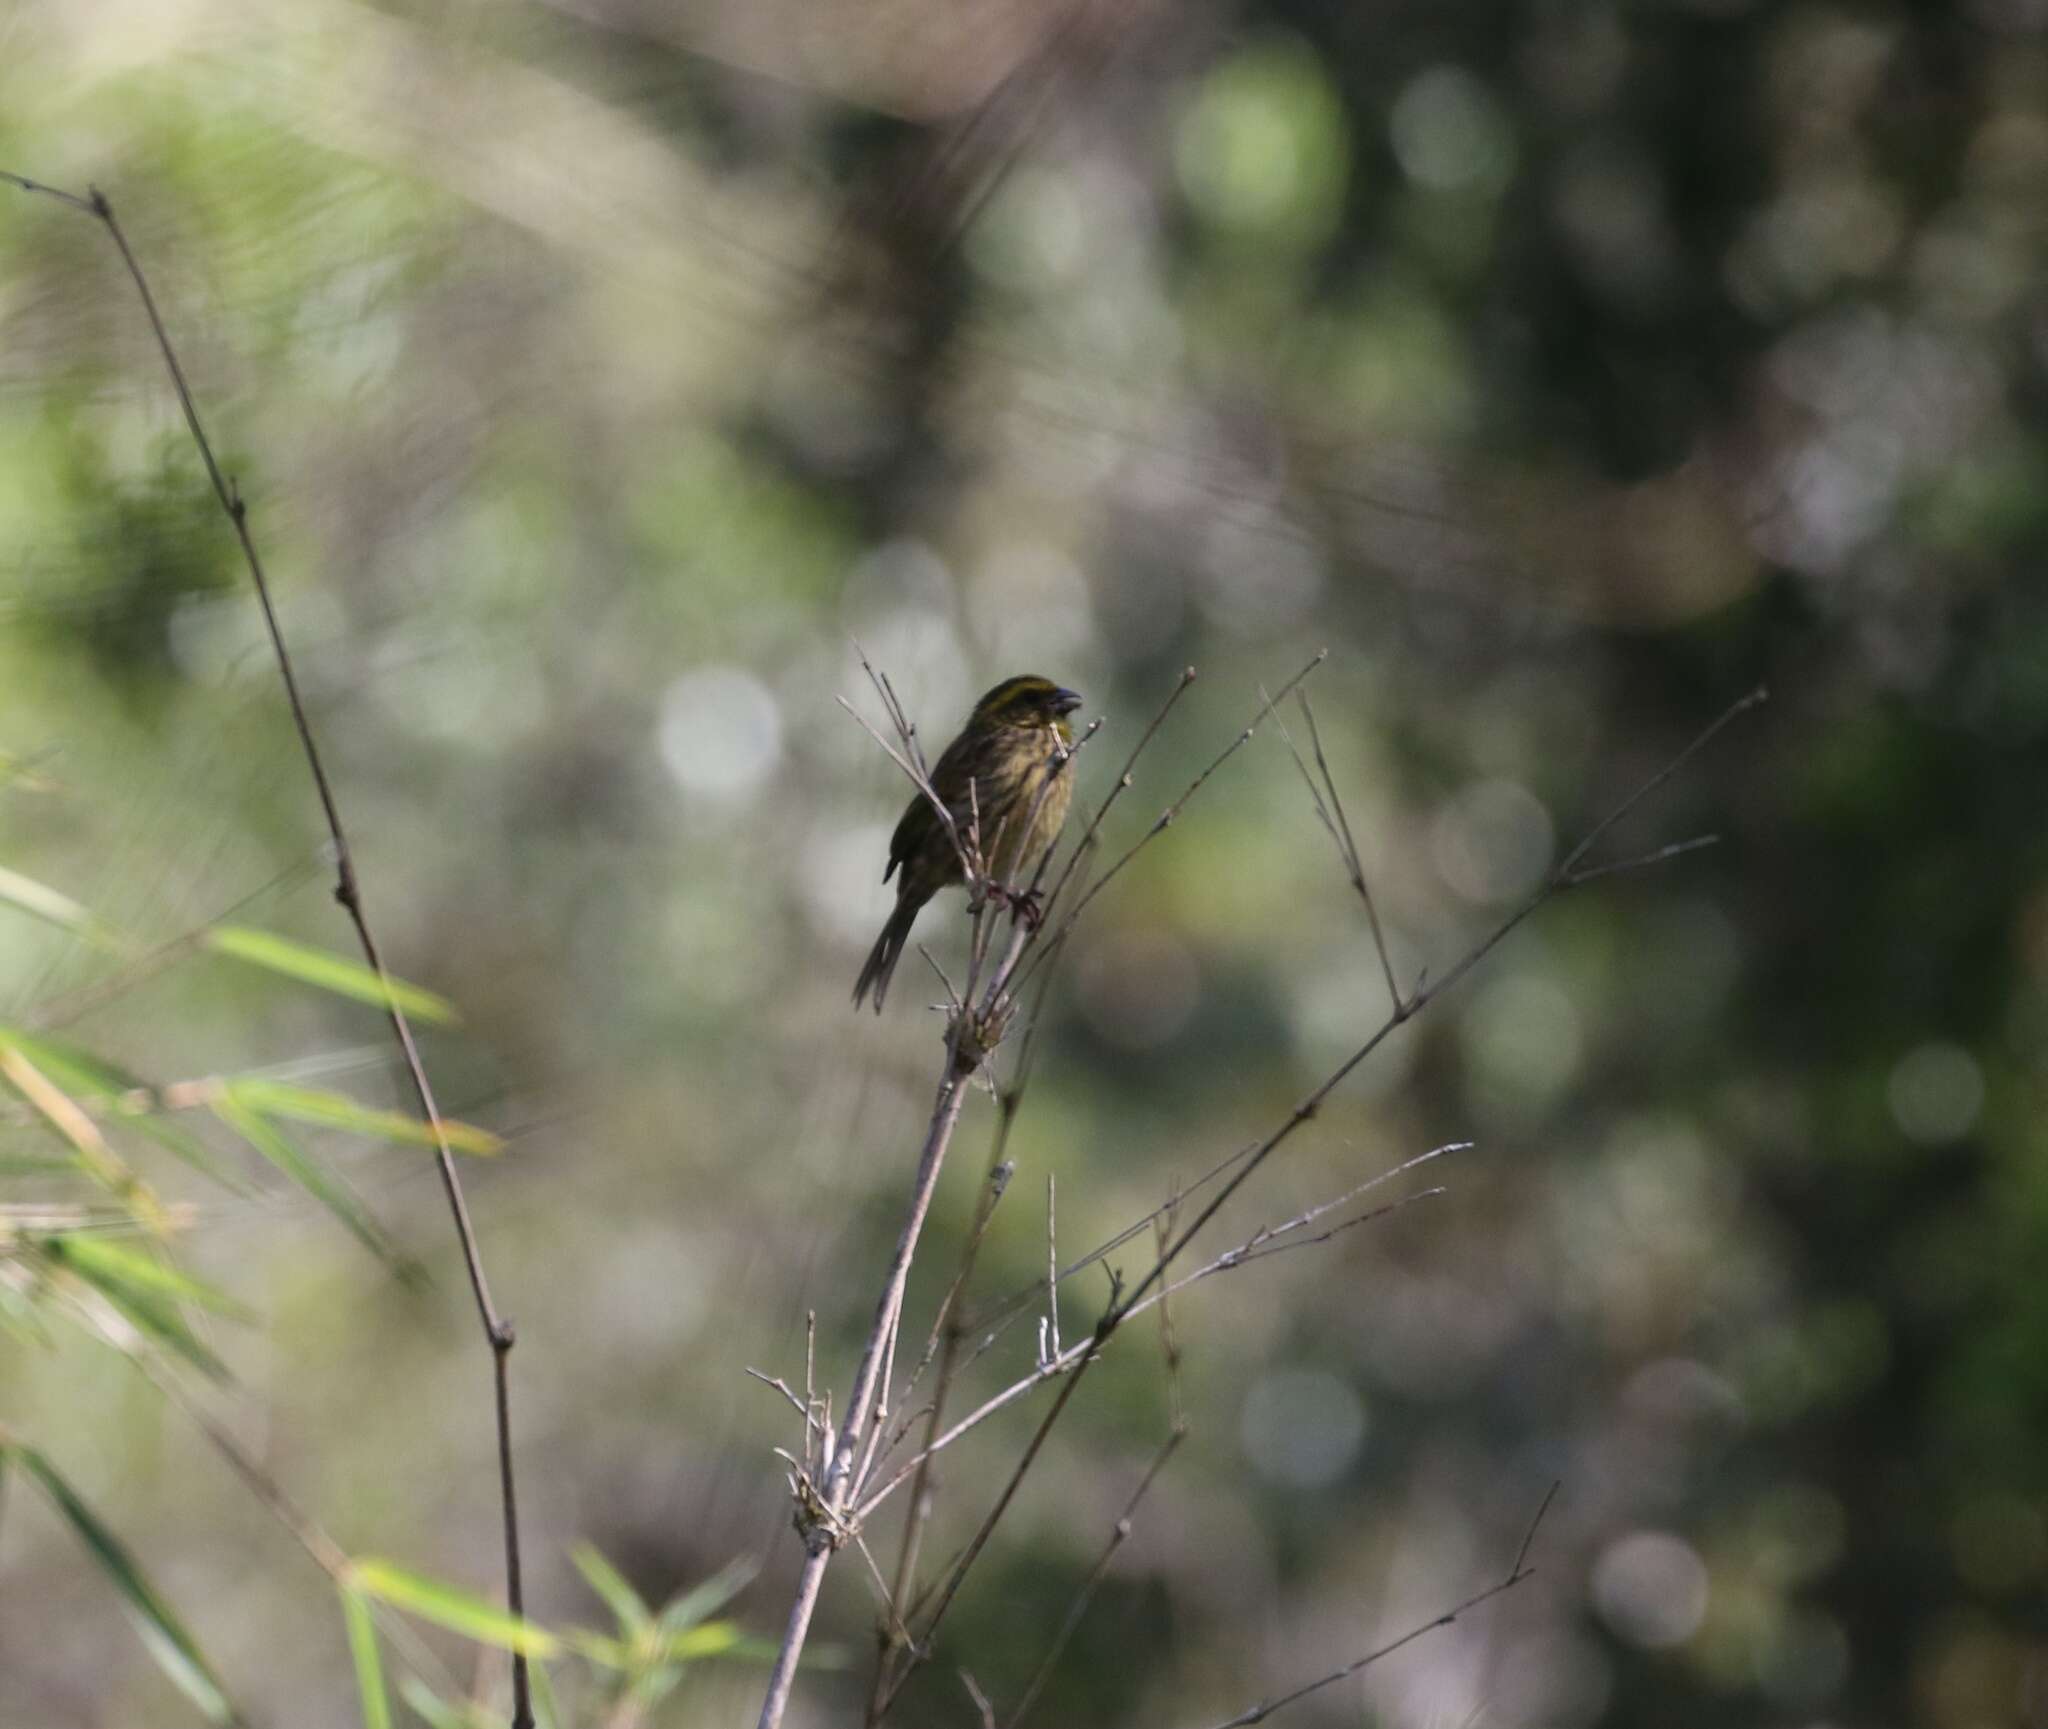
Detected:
left=753, top=654, right=1323, bottom=1729
left=759, top=659, right=1762, bottom=1729
left=3, top=171, right=538, bottom=1728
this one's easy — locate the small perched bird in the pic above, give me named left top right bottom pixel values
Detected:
left=853, top=674, right=1083, bottom=1011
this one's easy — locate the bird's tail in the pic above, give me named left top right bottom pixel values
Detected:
left=853, top=901, right=918, bottom=1012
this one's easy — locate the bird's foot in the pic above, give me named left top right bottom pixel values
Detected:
left=984, top=882, right=1046, bottom=931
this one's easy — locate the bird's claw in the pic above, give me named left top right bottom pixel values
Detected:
left=982, top=882, right=1046, bottom=931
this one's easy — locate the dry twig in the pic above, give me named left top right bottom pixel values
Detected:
left=864, top=687, right=1762, bottom=1711
left=3, top=169, right=537, bottom=1727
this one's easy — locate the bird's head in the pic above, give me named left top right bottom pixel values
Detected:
left=970, top=674, right=1084, bottom=738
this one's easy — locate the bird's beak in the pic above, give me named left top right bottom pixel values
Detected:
left=1051, top=688, right=1083, bottom=716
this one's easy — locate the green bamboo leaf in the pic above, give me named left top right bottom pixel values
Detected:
left=655, top=1554, right=758, bottom=1637
left=340, top=1588, right=392, bottom=1729
left=205, top=927, right=457, bottom=1026
left=571, top=1543, right=652, bottom=1638
left=0, top=1027, right=133, bottom=1094
left=528, top=1657, right=563, bottom=1729
left=211, top=1097, right=403, bottom=1268
left=397, top=1679, right=493, bottom=1729
left=12, top=1443, right=235, bottom=1723
left=661, top=1620, right=754, bottom=1662
left=0, top=1152, right=79, bottom=1176
left=42, top=1234, right=253, bottom=1321
left=44, top=1237, right=233, bottom=1381
left=0, top=1278, right=53, bottom=1345
left=0, top=1028, right=246, bottom=1192
left=561, top=1625, right=631, bottom=1670
left=0, top=865, right=133, bottom=954
left=348, top=1559, right=559, bottom=1658
left=625, top=1662, right=682, bottom=1711
left=223, top=1079, right=502, bottom=1157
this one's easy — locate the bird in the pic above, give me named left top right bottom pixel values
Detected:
left=853, top=674, right=1084, bottom=1011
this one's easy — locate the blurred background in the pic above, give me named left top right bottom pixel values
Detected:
left=5, top=0, right=2048, bottom=1724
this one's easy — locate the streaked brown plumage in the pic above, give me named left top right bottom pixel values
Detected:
left=853, top=674, right=1083, bottom=1011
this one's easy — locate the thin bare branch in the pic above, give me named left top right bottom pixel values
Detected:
left=860, top=1181, right=1447, bottom=1523
left=1555, top=690, right=1765, bottom=879
left=5, top=170, right=536, bottom=1727
left=837, top=692, right=977, bottom=887
left=1004, top=1427, right=1186, bottom=1729
left=1154, top=1195, right=1184, bottom=1434
left=1017, top=652, right=1327, bottom=991
left=1273, top=692, right=1402, bottom=1016
left=1559, top=833, right=1720, bottom=886
left=1032, top=665, right=1198, bottom=926
left=1191, top=1478, right=1561, bottom=1729
left=861, top=689, right=1759, bottom=1690
left=865, top=937, right=1067, bottom=1721
left=961, top=1670, right=997, bottom=1729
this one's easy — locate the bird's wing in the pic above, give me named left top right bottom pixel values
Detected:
left=885, top=724, right=982, bottom=880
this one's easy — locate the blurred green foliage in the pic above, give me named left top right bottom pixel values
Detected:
left=6, top=1, right=2048, bottom=1726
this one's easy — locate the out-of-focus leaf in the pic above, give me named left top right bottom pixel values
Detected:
left=570, top=1543, right=651, bottom=1638
left=654, top=1553, right=759, bottom=1636
left=348, top=1560, right=560, bottom=1658
left=340, top=1587, right=392, bottom=1729
left=0, top=750, right=60, bottom=793
left=0, top=1028, right=246, bottom=1192
left=223, top=1079, right=502, bottom=1156
left=211, top=1096, right=403, bottom=1268
left=44, top=1236, right=232, bottom=1381
left=561, top=1625, right=630, bottom=1669
left=528, top=1657, right=562, bottom=1729
left=0, top=1279, right=53, bottom=1346
left=0, top=864, right=132, bottom=954
left=662, top=1620, right=759, bottom=1662
left=625, top=1662, right=682, bottom=1711
left=397, top=1679, right=495, bottom=1729
left=0, top=1042, right=161, bottom=1223
left=205, top=926, right=458, bottom=1026
left=0, top=1152, right=78, bottom=1176
left=10, top=1442, right=235, bottom=1723
left=41, top=1233, right=253, bottom=1321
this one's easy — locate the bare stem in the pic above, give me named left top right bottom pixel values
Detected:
left=765, top=664, right=1286, bottom=1727
left=5, top=171, right=536, bottom=1727
left=1003, top=1427, right=1185, bottom=1729
left=1272, top=692, right=1402, bottom=1015
left=1014, top=652, right=1326, bottom=994
left=1191, top=1479, right=1561, bottom=1729
left=861, top=687, right=1761, bottom=1696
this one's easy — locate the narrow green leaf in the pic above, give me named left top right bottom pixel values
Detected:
left=349, top=1559, right=559, bottom=1658
left=0, top=1278, right=54, bottom=1346
left=662, top=1620, right=752, bottom=1662
left=571, top=1543, right=652, bottom=1639
left=224, top=1079, right=502, bottom=1157
left=561, top=1626, right=631, bottom=1670
left=528, top=1657, right=563, bottom=1729
left=341, top=1588, right=392, bottom=1729
left=211, top=1097, right=402, bottom=1268
left=14, top=1443, right=235, bottom=1722
left=0, top=1027, right=133, bottom=1095
left=42, top=1234, right=253, bottom=1321
left=0, top=1153, right=78, bottom=1177
left=625, top=1661, right=682, bottom=1711
left=0, top=1028, right=247, bottom=1192
left=396, top=1679, right=506, bottom=1729
left=206, top=927, right=457, bottom=1026
left=654, top=1554, right=759, bottom=1637
left=42, top=1238, right=232, bottom=1380
left=0, top=865, right=132, bottom=954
